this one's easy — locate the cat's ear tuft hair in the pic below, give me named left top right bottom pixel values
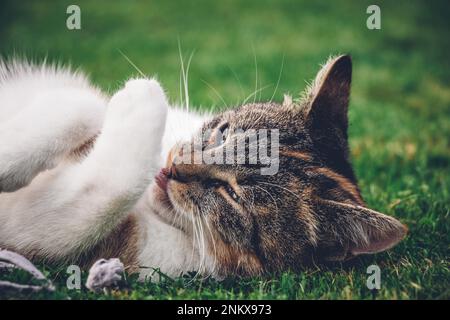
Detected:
left=304, top=55, right=352, bottom=135
left=315, top=199, right=408, bottom=261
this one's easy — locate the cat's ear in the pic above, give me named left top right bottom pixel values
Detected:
left=315, top=199, right=407, bottom=261
left=300, top=55, right=355, bottom=180
left=303, top=55, right=352, bottom=135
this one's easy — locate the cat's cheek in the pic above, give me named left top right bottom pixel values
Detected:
left=154, top=187, right=170, bottom=206
left=211, top=236, right=263, bottom=277
left=166, top=180, right=186, bottom=207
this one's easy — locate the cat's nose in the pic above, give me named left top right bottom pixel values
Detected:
left=166, top=164, right=185, bottom=182
left=167, top=163, right=203, bottom=183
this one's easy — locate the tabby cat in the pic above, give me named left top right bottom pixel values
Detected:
left=0, top=55, right=407, bottom=279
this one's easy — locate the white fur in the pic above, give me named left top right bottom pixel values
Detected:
left=0, top=61, right=213, bottom=278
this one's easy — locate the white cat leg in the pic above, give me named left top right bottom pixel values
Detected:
left=0, top=79, right=168, bottom=260
left=0, top=88, right=106, bottom=192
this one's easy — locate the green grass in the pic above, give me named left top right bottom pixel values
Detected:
left=0, top=0, right=449, bottom=299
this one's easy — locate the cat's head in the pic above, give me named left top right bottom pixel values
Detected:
left=156, top=55, right=407, bottom=277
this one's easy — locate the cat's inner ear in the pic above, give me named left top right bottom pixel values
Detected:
left=304, top=55, right=352, bottom=135
left=315, top=199, right=408, bottom=261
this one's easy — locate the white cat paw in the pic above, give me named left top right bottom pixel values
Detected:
left=98, top=78, right=168, bottom=177
left=106, top=78, right=168, bottom=127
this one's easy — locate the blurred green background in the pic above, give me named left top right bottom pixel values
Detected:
left=0, top=0, right=448, bottom=299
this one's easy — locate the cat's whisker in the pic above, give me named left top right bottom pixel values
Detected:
left=201, top=79, right=228, bottom=109
left=258, top=181, right=302, bottom=200
left=193, top=209, right=211, bottom=281
left=203, top=216, right=217, bottom=278
left=117, top=49, right=147, bottom=79
left=192, top=211, right=205, bottom=280
left=252, top=44, right=258, bottom=104
left=253, top=185, right=280, bottom=215
left=269, top=54, right=285, bottom=103
left=178, top=39, right=187, bottom=110
left=242, top=84, right=272, bottom=105
left=172, top=208, right=194, bottom=271
left=189, top=208, right=200, bottom=277
left=184, top=52, right=194, bottom=111
left=179, top=70, right=184, bottom=109
left=178, top=40, right=194, bottom=111
left=226, top=65, right=245, bottom=104
left=201, top=219, right=209, bottom=277
left=173, top=199, right=189, bottom=231
left=244, top=186, right=257, bottom=208
left=197, top=214, right=208, bottom=279
left=194, top=215, right=203, bottom=276
left=175, top=200, right=197, bottom=278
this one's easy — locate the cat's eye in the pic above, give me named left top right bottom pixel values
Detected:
left=224, top=185, right=240, bottom=203
left=214, top=122, right=229, bottom=146
left=203, top=179, right=224, bottom=189
left=204, top=179, right=240, bottom=203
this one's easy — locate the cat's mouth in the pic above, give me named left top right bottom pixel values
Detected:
left=155, top=166, right=198, bottom=219
left=155, top=168, right=170, bottom=193
left=153, top=167, right=194, bottom=231
left=154, top=167, right=177, bottom=211
left=154, top=167, right=185, bottom=214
